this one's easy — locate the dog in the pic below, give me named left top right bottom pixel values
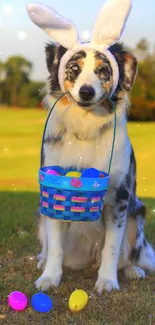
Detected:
left=27, top=0, right=155, bottom=293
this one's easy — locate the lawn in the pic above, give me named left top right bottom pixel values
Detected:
left=0, top=108, right=155, bottom=197
left=0, top=108, right=46, bottom=192
left=0, top=109, right=155, bottom=325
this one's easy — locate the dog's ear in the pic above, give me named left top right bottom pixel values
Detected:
left=110, top=43, right=137, bottom=92
left=45, top=42, right=67, bottom=96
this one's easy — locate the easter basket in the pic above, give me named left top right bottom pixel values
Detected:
left=39, top=94, right=116, bottom=222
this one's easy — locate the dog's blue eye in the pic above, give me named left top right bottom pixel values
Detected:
left=98, top=66, right=110, bottom=80
left=94, top=65, right=111, bottom=81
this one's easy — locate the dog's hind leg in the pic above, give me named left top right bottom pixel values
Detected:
left=124, top=199, right=155, bottom=279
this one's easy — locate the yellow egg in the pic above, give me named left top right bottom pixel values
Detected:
left=68, top=289, right=88, bottom=312
left=65, top=171, right=81, bottom=178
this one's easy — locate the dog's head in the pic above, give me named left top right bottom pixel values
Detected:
left=45, top=42, right=137, bottom=109
left=60, top=47, right=113, bottom=107
left=27, top=0, right=137, bottom=111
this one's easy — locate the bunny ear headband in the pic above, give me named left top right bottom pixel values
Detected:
left=26, top=0, right=132, bottom=96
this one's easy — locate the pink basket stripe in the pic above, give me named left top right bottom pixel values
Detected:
left=53, top=194, right=66, bottom=201
left=71, top=197, right=87, bottom=203
left=90, top=206, right=99, bottom=212
left=42, top=191, right=49, bottom=198
left=91, top=196, right=101, bottom=203
left=53, top=204, right=65, bottom=211
left=42, top=201, right=49, bottom=208
left=70, top=206, right=85, bottom=212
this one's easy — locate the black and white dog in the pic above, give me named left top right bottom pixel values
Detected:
left=27, top=0, right=155, bottom=294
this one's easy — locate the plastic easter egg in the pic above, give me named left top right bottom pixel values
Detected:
left=31, top=293, right=53, bottom=313
left=65, top=171, right=81, bottom=178
left=8, top=291, right=28, bottom=311
left=82, top=168, right=100, bottom=178
left=46, top=169, right=59, bottom=176
left=68, top=289, right=88, bottom=312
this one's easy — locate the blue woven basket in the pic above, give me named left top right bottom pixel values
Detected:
left=38, top=93, right=116, bottom=222
left=39, top=166, right=110, bottom=222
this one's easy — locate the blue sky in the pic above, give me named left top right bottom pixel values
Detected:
left=0, top=0, right=154, bottom=80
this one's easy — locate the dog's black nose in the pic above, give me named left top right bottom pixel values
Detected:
left=79, top=85, right=95, bottom=101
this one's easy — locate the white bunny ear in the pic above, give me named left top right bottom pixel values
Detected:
left=91, top=0, right=132, bottom=49
left=26, top=2, right=80, bottom=49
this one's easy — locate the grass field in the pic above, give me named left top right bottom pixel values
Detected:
left=0, top=108, right=155, bottom=196
left=0, top=109, right=155, bottom=325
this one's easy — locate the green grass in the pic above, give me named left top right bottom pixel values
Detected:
left=0, top=193, right=155, bottom=325
left=0, top=109, right=155, bottom=197
left=128, top=123, right=155, bottom=198
left=0, top=109, right=155, bottom=324
left=0, top=108, right=46, bottom=191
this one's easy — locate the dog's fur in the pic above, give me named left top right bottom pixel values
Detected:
left=36, top=42, right=155, bottom=293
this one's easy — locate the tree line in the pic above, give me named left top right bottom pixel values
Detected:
left=0, top=56, right=43, bottom=108
left=0, top=38, right=155, bottom=120
left=130, top=39, right=155, bottom=121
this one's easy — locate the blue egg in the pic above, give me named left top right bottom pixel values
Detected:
left=82, top=168, right=100, bottom=178
left=31, top=293, right=53, bottom=313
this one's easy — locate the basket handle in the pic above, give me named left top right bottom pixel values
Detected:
left=40, top=92, right=116, bottom=175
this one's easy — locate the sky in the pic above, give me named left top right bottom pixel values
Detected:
left=0, top=0, right=154, bottom=81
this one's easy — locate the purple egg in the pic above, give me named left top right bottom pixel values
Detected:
left=8, top=291, right=28, bottom=311
left=46, top=169, right=59, bottom=176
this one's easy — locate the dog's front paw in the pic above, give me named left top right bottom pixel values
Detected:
left=35, top=271, right=62, bottom=291
left=35, top=276, right=52, bottom=291
left=95, top=276, right=120, bottom=294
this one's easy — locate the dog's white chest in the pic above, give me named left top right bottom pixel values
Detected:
left=44, top=125, right=131, bottom=192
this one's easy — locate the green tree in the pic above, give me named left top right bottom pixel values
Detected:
left=130, top=38, right=155, bottom=121
left=0, top=60, right=3, bottom=78
left=3, top=56, right=32, bottom=106
left=132, top=39, right=155, bottom=101
left=18, top=81, right=43, bottom=108
left=0, top=61, right=5, bottom=105
left=135, top=38, right=150, bottom=60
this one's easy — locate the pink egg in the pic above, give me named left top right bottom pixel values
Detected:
left=46, top=169, right=59, bottom=176
left=8, top=291, right=28, bottom=311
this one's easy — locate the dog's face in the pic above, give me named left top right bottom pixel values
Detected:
left=45, top=43, right=137, bottom=110
left=64, top=50, right=113, bottom=107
